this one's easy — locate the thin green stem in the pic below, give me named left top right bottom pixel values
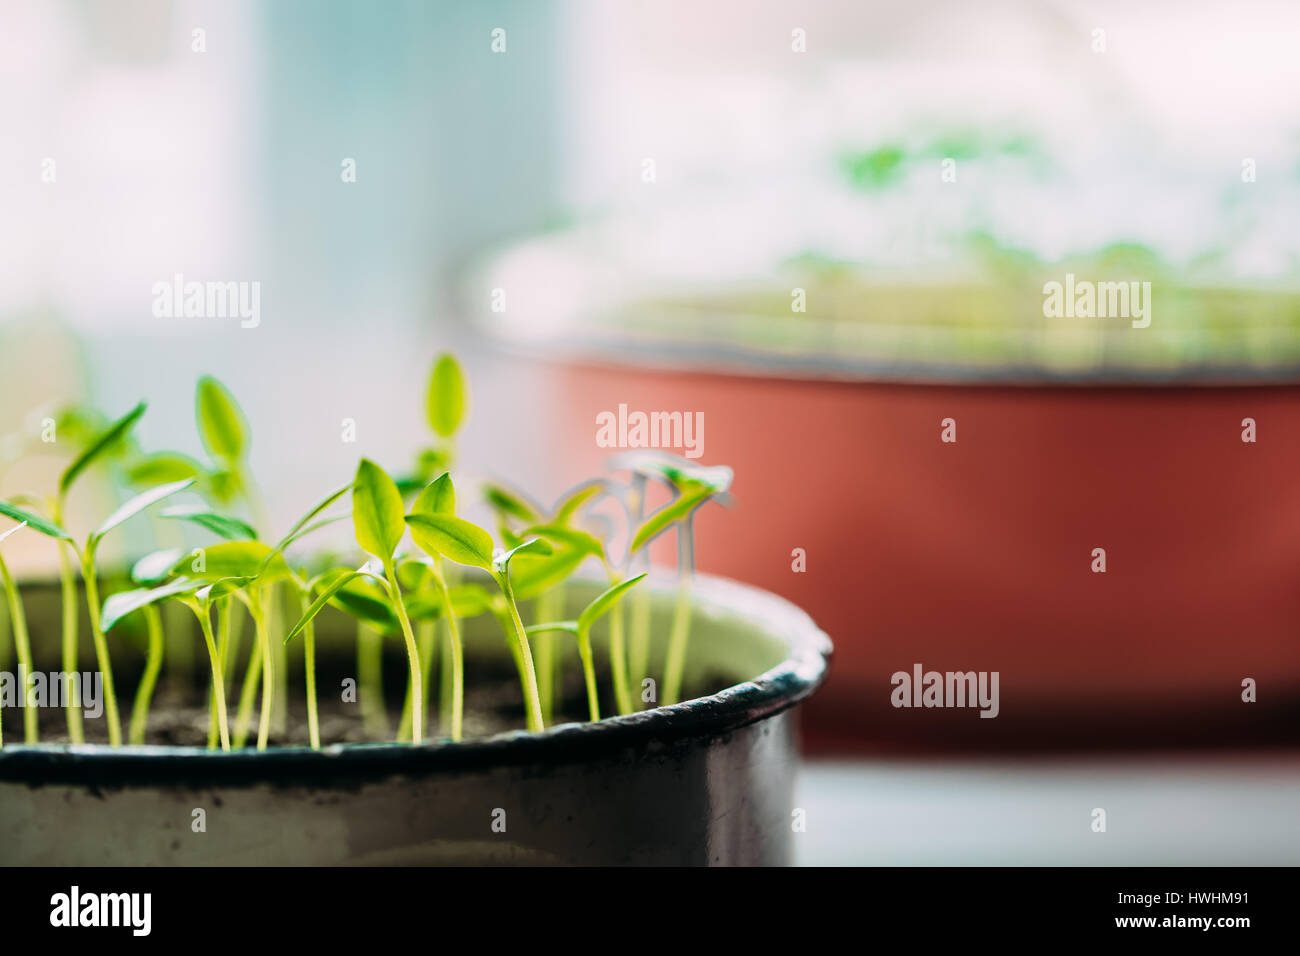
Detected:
left=194, top=603, right=231, bottom=751
left=301, top=590, right=320, bottom=750
left=208, top=598, right=233, bottom=749
left=384, top=562, right=423, bottom=744
left=496, top=574, right=544, bottom=733
left=429, top=562, right=463, bottom=741
left=608, top=585, right=632, bottom=715
left=417, top=620, right=436, bottom=717
left=80, top=548, right=123, bottom=746
left=232, top=611, right=262, bottom=748
left=626, top=476, right=651, bottom=711
left=628, top=584, right=651, bottom=710
left=661, top=580, right=692, bottom=706
left=437, top=617, right=454, bottom=733
left=127, top=604, right=165, bottom=745
left=252, top=589, right=273, bottom=751
left=0, top=553, right=37, bottom=743
left=270, top=584, right=288, bottom=736
left=56, top=538, right=84, bottom=743
left=577, top=625, right=600, bottom=722
left=535, top=589, right=560, bottom=725
left=662, top=515, right=697, bottom=707
left=356, top=622, right=389, bottom=739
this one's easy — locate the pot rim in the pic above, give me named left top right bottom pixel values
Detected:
left=0, top=573, right=831, bottom=787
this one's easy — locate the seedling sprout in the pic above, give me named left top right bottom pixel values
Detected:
left=0, top=355, right=733, bottom=749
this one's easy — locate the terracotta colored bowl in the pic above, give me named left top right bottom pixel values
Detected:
left=536, top=359, right=1300, bottom=752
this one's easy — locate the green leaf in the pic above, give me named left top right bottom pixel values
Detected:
left=411, top=472, right=456, bottom=517
left=629, top=483, right=714, bottom=554
left=578, top=573, right=648, bottom=632
left=510, top=547, right=588, bottom=601
left=396, top=556, right=434, bottom=591
left=637, top=458, right=734, bottom=495
left=321, top=570, right=398, bottom=634
left=482, top=482, right=542, bottom=524
left=160, top=504, right=257, bottom=541
left=352, top=459, right=406, bottom=561
left=286, top=568, right=388, bottom=644
left=407, top=583, right=496, bottom=621
left=493, top=537, right=552, bottom=576
left=524, top=621, right=578, bottom=637
left=426, top=353, right=468, bottom=438
left=132, top=547, right=186, bottom=585
left=0, top=500, right=72, bottom=541
left=60, top=401, right=146, bottom=495
left=171, top=540, right=289, bottom=582
left=196, top=376, right=247, bottom=463
left=92, top=479, right=195, bottom=544
left=125, top=451, right=205, bottom=487
left=523, top=523, right=606, bottom=562
left=101, top=578, right=206, bottom=632
left=553, top=481, right=605, bottom=522
left=405, top=513, right=494, bottom=571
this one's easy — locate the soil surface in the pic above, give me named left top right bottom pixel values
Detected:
left=13, top=663, right=602, bottom=748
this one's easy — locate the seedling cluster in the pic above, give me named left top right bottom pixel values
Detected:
left=0, top=355, right=730, bottom=749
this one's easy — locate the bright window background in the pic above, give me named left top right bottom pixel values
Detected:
left=3, top=0, right=1300, bottom=560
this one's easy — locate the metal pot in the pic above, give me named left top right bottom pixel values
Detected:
left=0, top=574, right=830, bottom=865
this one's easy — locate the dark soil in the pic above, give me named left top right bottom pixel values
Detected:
left=11, top=656, right=600, bottom=748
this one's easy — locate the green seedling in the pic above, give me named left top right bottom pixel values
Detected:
left=487, top=479, right=614, bottom=721
left=2, top=357, right=737, bottom=750
left=100, top=575, right=232, bottom=749
left=391, top=355, right=470, bottom=734
left=3, top=472, right=194, bottom=746
left=525, top=573, right=647, bottom=721
left=402, top=474, right=466, bottom=739
left=352, top=459, right=425, bottom=742
left=194, top=376, right=295, bottom=734
left=623, top=454, right=732, bottom=706
left=164, top=540, right=291, bottom=749
left=406, top=499, right=552, bottom=733
left=0, top=520, right=36, bottom=745
left=49, top=401, right=146, bottom=742
left=524, top=508, right=639, bottom=714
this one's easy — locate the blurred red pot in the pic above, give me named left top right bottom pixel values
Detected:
left=538, top=362, right=1300, bottom=751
